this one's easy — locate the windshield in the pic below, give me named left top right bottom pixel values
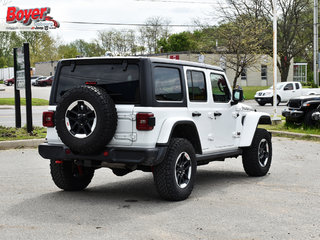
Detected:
left=269, top=83, right=286, bottom=90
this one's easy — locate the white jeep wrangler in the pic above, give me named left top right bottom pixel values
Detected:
left=39, top=57, right=272, bottom=201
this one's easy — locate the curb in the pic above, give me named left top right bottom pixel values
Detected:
left=0, top=139, right=45, bottom=150
left=0, top=130, right=319, bottom=151
left=269, top=130, right=320, bottom=140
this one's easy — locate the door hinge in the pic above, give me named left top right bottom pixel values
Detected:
left=118, top=114, right=136, bottom=121
left=232, top=112, right=240, bottom=118
left=232, top=132, right=241, bottom=138
left=208, top=134, right=214, bottom=141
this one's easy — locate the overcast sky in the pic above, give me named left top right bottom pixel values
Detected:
left=0, top=0, right=227, bottom=43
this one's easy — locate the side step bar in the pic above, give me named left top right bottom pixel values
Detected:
left=196, top=149, right=242, bottom=165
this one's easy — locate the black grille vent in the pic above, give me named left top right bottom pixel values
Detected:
left=288, top=99, right=301, bottom=109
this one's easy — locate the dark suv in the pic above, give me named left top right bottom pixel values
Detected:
left=282, top=95, right=320, bottom=127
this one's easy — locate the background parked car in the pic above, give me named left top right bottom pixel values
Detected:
left=36, top=76, right=53, bottom=86
left=4, top=78, right=14, bottom=86
left=34, top=76, right=48, bottom=86
left=31, top=76, right=44, bottom=86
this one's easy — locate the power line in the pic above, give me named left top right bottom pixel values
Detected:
left=135, top=0, right=227, bottom=5
left=62, top=21, right=199, bottom=28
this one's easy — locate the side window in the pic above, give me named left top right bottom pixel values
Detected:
left=241, top=68, right=247, bottom=81
left=295, top=83, right=300, bottom=89
left=186, top=70, right=207, bottom=101
left=210, top=73, right=231, bottom=103
left=154, top=67, right=183, bottom=101
left=284, top=83, right=293, bottom=91
left=261, top=65, right=267, bottom=81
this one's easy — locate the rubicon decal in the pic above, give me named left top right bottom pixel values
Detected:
left=5, top=6, right=60, bottom=30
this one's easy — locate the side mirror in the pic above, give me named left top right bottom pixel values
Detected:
left=232, top=89, right=244, bottom=105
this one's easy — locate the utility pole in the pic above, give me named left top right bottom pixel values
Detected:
left=272, top=0, right=281, bottom=122
left=314, top=0, right=318, bottom=86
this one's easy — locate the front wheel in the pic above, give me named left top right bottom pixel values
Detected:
left=304, top=109, right=320, bottom=128
left=242, top=128, right=272, bottom=177
left=258, top=102, right=266, bottom=106
left=50, top=160, right=95, bottom=191
left=153, top=138, right=197, bottom=201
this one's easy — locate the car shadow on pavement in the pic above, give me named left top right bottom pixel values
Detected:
left=7, top=169, right=251, bottom=225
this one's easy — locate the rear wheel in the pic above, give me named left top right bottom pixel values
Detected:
left=153, top=138, right=197, bottom=201
left=50, top=160, right=95, bottom=191
left=242, top=128, right=272, bottom=177
left=258, top=102, right=266, bottom=106
left=8, top=82, right=12, bottom=86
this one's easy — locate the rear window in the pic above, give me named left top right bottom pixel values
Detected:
left=55, top=62, right=140, bottom=104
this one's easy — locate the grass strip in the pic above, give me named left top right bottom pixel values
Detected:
left=0, top=98, right=49, bottom=106
left=242, top=86, right=269, bottom=100
left=0, top=125, right=46, bottom=141
left=260, top=121, right=320, bottom=141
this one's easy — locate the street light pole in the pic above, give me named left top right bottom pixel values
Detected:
left=272, top=0, right=280, bottom=121
left=314, top=0, right=318, bottom=86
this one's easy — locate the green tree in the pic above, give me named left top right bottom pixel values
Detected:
left=222, top=0, right=313, bottom=83
left=19, top=32, right=58, bottom=66
left=57, top=44, right=79, bottom=59
left=158, top=32, right=196, bottom=52
left=71, top=39, right=105, bottom=57
left=214, top=14, right=269, bottom=88
left=139, top=16, right=170, bottom=54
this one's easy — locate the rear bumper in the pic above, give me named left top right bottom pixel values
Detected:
left=282, top=109, right=304, bottom=119
left=38, top=143, right=167, bottom=166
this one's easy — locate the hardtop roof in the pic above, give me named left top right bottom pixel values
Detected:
left=59, top=56, right=224, bottom=72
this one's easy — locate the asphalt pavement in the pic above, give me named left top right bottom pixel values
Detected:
left=0, top=85, right=51, bottom=100
left=0, top=85, right=51, bottom=127
left=0, top=137, right=319, bottom=240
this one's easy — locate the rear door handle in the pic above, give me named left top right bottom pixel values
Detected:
left=214, top=112, right=222, bottom=117
left=192, top=112, right=202, bottom=117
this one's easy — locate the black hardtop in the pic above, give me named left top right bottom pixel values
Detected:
left=58, top=56, right=224, bottom=72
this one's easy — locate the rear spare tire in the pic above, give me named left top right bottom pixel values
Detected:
left=55, top=85, right=117, bottom=154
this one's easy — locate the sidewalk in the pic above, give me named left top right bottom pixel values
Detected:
left=0, top=105, right=14, bottom=109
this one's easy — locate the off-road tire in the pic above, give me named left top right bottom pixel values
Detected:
left=55, top=85, right=117, bottom=154
left=242, top=128, right=272, bottom=177
left=153, top=138, right=197, bottom=201
left=50, top=160, right=95, bottom=191
left=304, top=109, right=320, bottom=128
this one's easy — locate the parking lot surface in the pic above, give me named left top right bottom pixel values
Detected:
left=0, top=137, right=319, bottom=240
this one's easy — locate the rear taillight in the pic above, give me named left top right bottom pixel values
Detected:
left=43, top=111, right=55, bottom=127
left=136, top=113, right=155, bottom=131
